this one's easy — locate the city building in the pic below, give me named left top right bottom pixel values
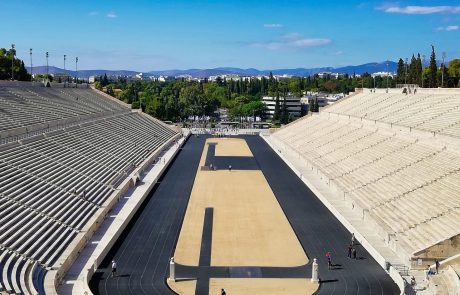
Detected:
left=262, top=94, right=302, bottom=119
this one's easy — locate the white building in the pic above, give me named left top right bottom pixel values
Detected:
left=371, top=71, right=396, bottom=78
left=176, top=74, right=193, bottom=81
left=262, top=95, right=302, bottom=119
left=303, top=92, right=345, bottom=107
left=317, top=72, right=340, bottom=79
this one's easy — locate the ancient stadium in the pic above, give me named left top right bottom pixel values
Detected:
left=1, top=82, right=460, bottom=295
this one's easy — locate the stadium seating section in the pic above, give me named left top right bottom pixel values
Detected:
left=0, top=84, right=177, bottom=295
left=273, top=90, right=460, bottom=263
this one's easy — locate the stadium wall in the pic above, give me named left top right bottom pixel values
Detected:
left=44, top=130, right=184, bottom=294
left=412, top=236, right=460, bottom=269
left=261, top=134, right=405, bottom=294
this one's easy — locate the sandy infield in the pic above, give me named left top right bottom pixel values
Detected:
left=169, top=137, right=318, bottom=294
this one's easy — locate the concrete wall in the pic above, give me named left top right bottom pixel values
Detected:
left=44, top=133, right=182, bottom=294
left=412, top=235, right=460, bottom=269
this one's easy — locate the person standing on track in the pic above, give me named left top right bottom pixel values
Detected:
left=435, top=260, right=440, bottom=274
left=111, top=260, right=117, bottom=277
left=351, top=233, right=355, bottom=246
left=352, top=247, right=357, bottom=259
left=326, top=251, right=332, bottom=270
left=347, top=244, right=352, bottom=258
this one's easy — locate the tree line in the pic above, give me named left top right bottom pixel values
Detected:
left=96, top=72, right=400, bottom=124
left=395, top=46, right=460, bottom=88
left=0, top=48, right=31, bottom=81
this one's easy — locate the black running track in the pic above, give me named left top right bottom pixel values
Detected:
left=90, top=135, right=399, bottom=295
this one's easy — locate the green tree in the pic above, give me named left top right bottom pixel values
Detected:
left=106, top=85, right=115, bottom=97
left=428, top=45, right=438, bottom=88
left=102, top=73, right=109, bottom=86
left=281, top=96, right=289, bottom=124
left=396, top=58, right=405, bottom=84
left=408, top=54, right=418, bottom=84
left=273, top=92, right=280, bottom=121
left=415, top=53, right=423, bottom=86
left=448, top=59, right=460, bottom=87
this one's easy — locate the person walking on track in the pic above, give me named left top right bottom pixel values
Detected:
left=111, top=260, right=117, bottom=277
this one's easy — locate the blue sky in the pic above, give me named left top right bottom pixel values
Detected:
left=1, top=1, right=459, bottom=71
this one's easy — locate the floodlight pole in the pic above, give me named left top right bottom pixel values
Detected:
left=386, top=61, right=389, bottom=92
left=75, top=57, right=78, bottom=88
left=46, top=52, right=49, bottom=77
left=30, top=48, right=33, bottom=81
left=11, top=44, right=15, bottom=80
left=441, top=52, right=446, bottom=88
left=373, top=65, right=376, bottom=89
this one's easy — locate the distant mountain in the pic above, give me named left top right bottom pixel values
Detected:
left=30, top=61, right=398, bottom=78
left=148, top=61, right=398, bottom=77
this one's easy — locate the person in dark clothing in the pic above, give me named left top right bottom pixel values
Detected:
left=326, top=251, right=332, bottom=270
left=221, top=288, right=226, bottom=295
left=347, top=245, right=352, bottom=258
left=352, top=248, right=357, bottom=259
left=435, top=260, right=440, bottom=274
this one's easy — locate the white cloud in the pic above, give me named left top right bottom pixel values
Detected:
left=377, top=5, right=460, bottom=14
left=88, top=11, right=98, bottom=16
left=334, top=50, right=344, bottom=56
left=436, top=25, right=459, bottom=31
left=107, top=11, right=118, bottom=18
left=249, top=33, right=331, bottom=50
left=263, top=23, right=283, bottom=28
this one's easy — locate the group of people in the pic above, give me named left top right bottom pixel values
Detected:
left=347, top=244, right=358, bottom=259
left=402, top=86, right=417, bottom=95
left=326, top=233, right=359, bottom=270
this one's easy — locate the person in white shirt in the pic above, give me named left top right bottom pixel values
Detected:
left=111, top=260, right=117, bottom=277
